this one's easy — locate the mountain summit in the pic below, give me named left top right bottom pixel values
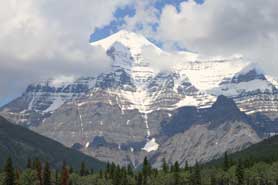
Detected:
left=91, top=30, right=161, bottom=53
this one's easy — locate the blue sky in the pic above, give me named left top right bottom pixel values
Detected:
left=90, top=0, right=204, bottom=44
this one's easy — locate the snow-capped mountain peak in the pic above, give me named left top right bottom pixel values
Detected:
left=234, top=63, right=264, bottom=77
left=3, top=29, right=278, bottom=126
left=90, top=30, right=162, bottom=54
left=266, top=75, right=278, bottom=88
left=91, top=30, right=165, bottom=87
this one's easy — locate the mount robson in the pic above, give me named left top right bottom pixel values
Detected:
left=1, top=30, right=278, bottom=168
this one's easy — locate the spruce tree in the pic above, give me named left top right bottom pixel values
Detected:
left=236, top=159, right=244, bottom=185
left=223, top=152, right=229, bottom=171
left=210, top=174, right=216, bottom=185
left=35, top=159, right=42, bottom=185
left=105, top=163, right=110, bottom=178
left=122, top=168, right=128, bottom=185
left=184, top=161, right=189, bottom=172
left=60, top=162, right=69, bottom=185
left=68, top=166, right=73, bottom=174
left=142, top=157, right=150, bottom=185
left=162, top=158, right=169, bottom=173
left=26, top=159, right=32, bottom=169
left=3, top=157, right=15, bottom=185
left=194, top=162, right=201, bottom=185
left=136, top=173, right=143, bottom=185
left=90, top=168, right=94, bottom=175
left=173, top=161, right=180, bottom=185
left=15, top=169, right=20, bottom=185
left=110, top=162, right=116, bottom=179
left=127, top=164, right=134, bottom=177
left=99, top=170, right=103, bottom=179
left=79, top=161, right=86, bottom=176
left=112, top=166, right=121, bottom=185
left=189, top=167, right=194, bottom=185
left=54, top=170, right=59, bottom=185
left=153, top=168, right=158, bottom=177
left=174, top=161, right=180, bottom=173
left=43, top=162, right=51, bottom=185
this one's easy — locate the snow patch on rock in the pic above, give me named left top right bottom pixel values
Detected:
left=142, top=138, right=159, bottom=152
left=43, top=96, right=65, bottom=113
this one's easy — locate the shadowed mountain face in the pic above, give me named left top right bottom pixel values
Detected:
left=149, top=96, right=260, bottom=167
left=1, top=30, right=278, bottom=167
left=161, top=95, right=250, bottom=137
left=0, top=116, right=105, bottom=169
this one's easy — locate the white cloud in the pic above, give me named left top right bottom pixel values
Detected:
left=0, top=0, right=132, bottom=101
left=122, top=0, right=159, bottom=36
left=156, top=0, right=278, bottom=76
left=142, top=45, right=198, bottom=73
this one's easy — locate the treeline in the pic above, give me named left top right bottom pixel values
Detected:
left=1, top=153, right=278, bottom=185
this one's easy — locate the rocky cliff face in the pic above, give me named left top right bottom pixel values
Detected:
left=1, top=30, right=278, bottom=166
left=0, top=76, right=96, bottom=127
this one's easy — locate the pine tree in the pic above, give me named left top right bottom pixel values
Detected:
left=223, top=152, right=229, bottom=171
left=152, top=168, right=158, bottom=177
left=35, top=159, right=42, bottom=185
left=210, top=174, right=216, bottom=185
left=110, top=162, right=116, bottom=179
left=90, top=168, right=94, bottom=175
left=127, top=164, right=134, bottom=177
left=162, top=158, right=169, bottom=173
left=79, top=161, right=86, bottom=176
left=105, top=162, right=110, bottom=178
left=60, top=162, right=69, bottom=185
left=3, top=157, right=15, bottom=185
left=68, top=166, right=73, bottom=174
left=121, top=168, right=128, bottom=185
left=99, top=170, right=103, bottom=179
left=236, top=159, right=244, bottom=185
left=170, top=164, right=175, bottom=173
left=184, top=161, right=189, bottom=172
left=174, top=161, right=180, bottom=173
left=136, top=173, right=143, bottom=185
left=54, top=170, right=59, bottom=185
left=189, top=167, right=194, bottom=185
left=173, top=162, right=180, bottom=185
left=194, top=162, right=201, bottom=185
left=26, top=159, right=32, bottom=169
left=142, top=157, right=151, bottom=185
left=112, top=166, right=121, bottom=185
left=43, top=162, right=51, bottom=185
left=15, top=169, right=20, bottom=185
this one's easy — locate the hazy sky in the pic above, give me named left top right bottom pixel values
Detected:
left=0, top=0, right=277, bottom=105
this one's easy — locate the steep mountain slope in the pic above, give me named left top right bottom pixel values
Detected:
left=0, top=76, right=95, bottom=127
left=151, top=95, right=260, bottom=167
left=0, top=116, right=105, bottom=169
left=32, top=96, right=260, bottom=167
left=1, top=30, right=278, bottom=166
left=210, top=64, right=278, bottom=118
left=209, top=134, right=278, bottom=166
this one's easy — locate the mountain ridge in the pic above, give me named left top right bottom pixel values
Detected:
left=0, top=116, right=105, bottom=169
left=1, top=30, right=278, bottom=167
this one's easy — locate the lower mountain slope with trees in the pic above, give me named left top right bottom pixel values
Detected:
left=210, top=134, right=278, bottom=167
left=2, top=136, right=278, bottom=184
left=0, top=116, right=105, bottom=170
